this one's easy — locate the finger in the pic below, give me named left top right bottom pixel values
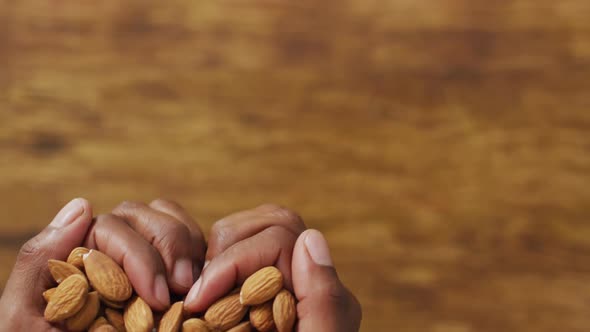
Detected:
left=2, top=198, right=92, bottom=311
left=84, top=213, right=170, bottom=311
left=112, top=201, right=197, bottom=294
left=148, top=198, right=206, bottom=275
left=207, top=204, right=306, bottom=261
left=184, top=226, right=297, bottom=313
left=292, top=230, right=362, bottom=332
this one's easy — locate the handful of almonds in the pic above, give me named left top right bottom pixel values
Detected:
left=43, top=247, right=297, bottom=332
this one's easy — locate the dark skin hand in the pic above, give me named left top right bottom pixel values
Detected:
left=184, top=204, right=362, bottom=332
left=0, top=201, right=361, bottom=332
left=0, top=198, right=206, bottom=331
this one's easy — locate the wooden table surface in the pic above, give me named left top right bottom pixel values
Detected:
left=1, top=1, right=590, bottom=331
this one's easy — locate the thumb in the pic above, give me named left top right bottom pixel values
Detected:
left=292, top=229, right=362, bottom=332
left=1, top=198, right=93, bottom=311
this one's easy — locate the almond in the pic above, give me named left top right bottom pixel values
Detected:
left=43, top=287, right=57, bottom=302
left=94, top=324, right=119, bottom=332
left=67, top=247, right=90, bottom=269
left=84, top=249, right=132, bottom=302
left=105, top=308, right=126, bottom=332
left=66, top=291, right=100, bottom=331
left=226, top=322, right=253, bottom=332
left=44, top=274, right=89, bottom=322
left=240, top=266, right=283, bottom=305
left=101, top=295, right=127, bottom=309
left=124, top=296, right=154, bottom=332
left=181, top=318, right=212, bottom=332
left=89, top=317, right=109, bottom=332
left=204, top=293, right=248, bottom=330
left=48, top=259, right=85, bottom=283
left=273, top=289, right=296, bottom=332
left=159, top=301, right=184, bottom=332
left=250, top=301, right=275, bottom=332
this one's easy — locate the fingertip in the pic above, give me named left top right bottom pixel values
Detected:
left=303, top=229, right=333, bottom=267
left=184, top=276, right=203, bottom=312
left=171, top=258, right=194, bottom=292
left=154, top=274, right=171, bottom=310
left=49, top=198, right=90, bottom=228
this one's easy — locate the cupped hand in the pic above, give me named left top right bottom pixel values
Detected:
left=183, top=204, right=362, bottom=332
left=86, top=199, right=206, bottom=310
left=0, top=198, right=94, bottom=331
left=0, top=198, right=207, bottom=331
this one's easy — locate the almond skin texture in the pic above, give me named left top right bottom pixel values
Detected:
left=250, top=301, right=275, bottom=332
left=159, top=301, right=184, bottom=332
left=240, top=266, right=283, bottom=305
left=204, top=293, right=248, bottom=330
left=43, top=287, right=57, bottom=302
left=66, top=291, right=100, bottom=331
left=181, top=318, right=212, bottom=332
left=89, top=317, right=109, bottom=332
left=124, top=296, right=154, bottom=332
left=94, top=324, right=119, bottom=332
left=105, top=308, right=126, bottom=332
left=44, top=274, right=89, bottom=322
left=273, top=289, right=296, bottom=332
left=84, top=249, right=132, bottom=302
left=67, top=247, right=90, bottom=269
left=227, top=321, right=253, bottom=332
left=48, top=259, right=85, bottom=283
left=101, top=295, right=127, bottom=309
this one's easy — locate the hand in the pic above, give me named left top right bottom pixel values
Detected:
left=0, top=198, right=206, bottom=331
left=88, top=199, right=206, bottom=309
left=0, top=198, right=94, bottom=331
left=184, top=204, right=362, bottom=332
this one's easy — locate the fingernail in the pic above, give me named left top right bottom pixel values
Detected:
left=304, top=229, right=334, bottom=267
left=185, top=276, right=202, bottom=306
left=49, top=198, right=85, bottom=228
left=173, top=258, right=193, bottom=290
left=154, top=274, right=170, bottom=308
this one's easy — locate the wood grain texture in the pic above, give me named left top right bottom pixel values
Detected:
left=1, top=0, right=590, bottom=331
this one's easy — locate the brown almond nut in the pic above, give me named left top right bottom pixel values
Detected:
left=226, top=321, right=253, bottom=332
left=43, top=287, right=57, bottom=302
left=124, top=296, right=154, bottom=332
left=66, top=291, right=100, bottom=331
left=48, top=259, right=85, bottom=284
left=273, top=289, right=296, bottom=332
left=159, top=301, right=184, bottom=332
left=100, top=295, right=127, bottom=309
left=240, top=266, right=283, bottom=305
left=89, top=317, right=109, bottom=332
left=181, top=318, right=212, bottom=332
left=94, top=324, right=119, bottom=332
left=44, top=274, right=89, bottom=322
left=84, top=250, right=132, bottom=302
left=204, top=293, right=248, bottom=330
left=67, top=247, right=90, bottom=269
left=250, top=301, right=275, bottom=332
left=105, top=308, right=126, bottom=332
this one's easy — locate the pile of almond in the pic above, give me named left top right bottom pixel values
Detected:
left=43, top=247, right=297, bottom=332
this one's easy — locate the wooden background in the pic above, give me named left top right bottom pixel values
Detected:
left=1, top=0, right=590, bottom=331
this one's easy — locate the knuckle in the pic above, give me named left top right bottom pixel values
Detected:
left=256, top=203, right=283, bottom=212
left=261, top=204, right=303, bottom=224
left=150, top=198, right=180, bottom=209
left=155, top=222, right=191, bottom=253
left=18, top=235, right=46, bottom=262
left=114, top=200, right=145, bottom=213
left=264, top=225, right=295, bottom=239
left=210, top=221, right=232, bottom=244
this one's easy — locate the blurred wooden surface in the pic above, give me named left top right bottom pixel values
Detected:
left=1, top=0, right=590, bottom=331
